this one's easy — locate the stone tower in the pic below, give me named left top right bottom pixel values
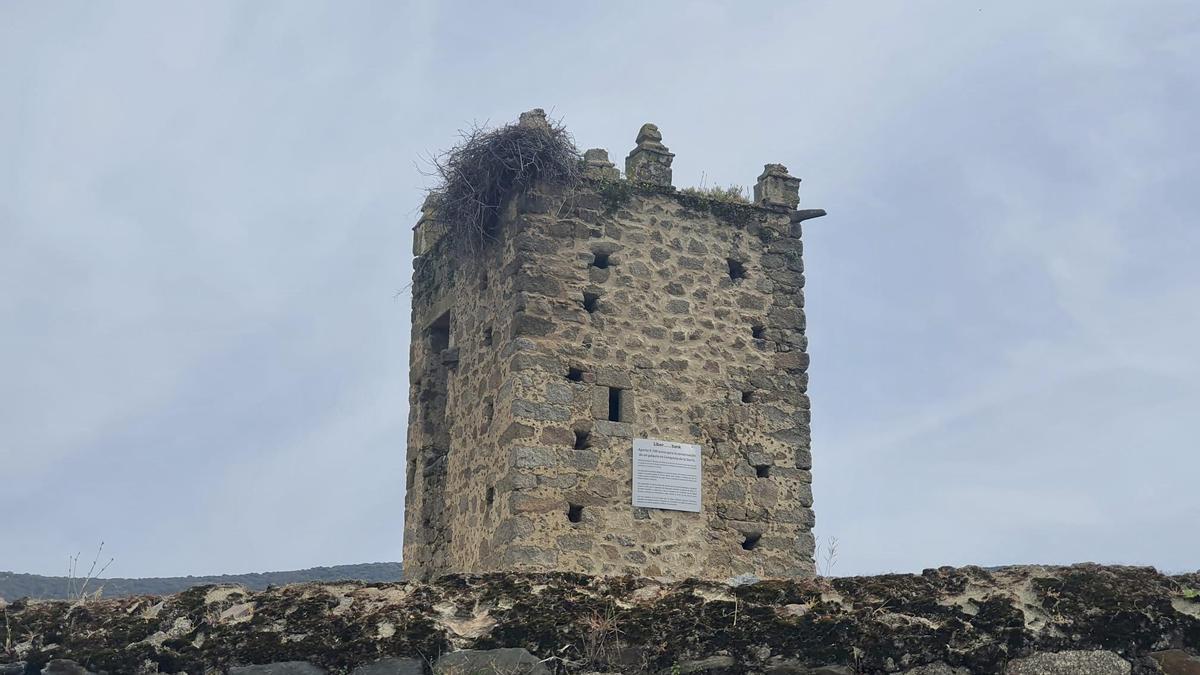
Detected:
left=404, top=111, right=825, bottom=580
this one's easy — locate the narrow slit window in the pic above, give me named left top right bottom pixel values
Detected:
left=727, top=258, right=747, bottom=281
left=429, top=311, right=452, bottom=352
left=574, top=429, right=591, bottom=450
left=485, top=486, right=495, bottom=506
left=592, top=251, right=611, bottom=269
left=607, top=387, right=623, bottom=422
left=583, top=292, right=601, bottom=314
left=568, top=503, right=584, bottom=523
left=741, top=532, right=762, bottom=551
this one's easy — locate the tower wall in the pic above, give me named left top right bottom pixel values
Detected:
left=404, top=126, right=819, bottom=581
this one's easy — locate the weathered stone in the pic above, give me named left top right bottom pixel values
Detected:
left=511, top=399, right=570, bottom=422
left=583, top=148, right=620, bottom=180
left=592, top=420, right=633, bottom=437
left=229, top=664, right=328, bottom=675
left=513, top=271, right=562, bottom=296
left=625, top=123, right=675, bottom=186
left=492, top=516, right=534, bottom=543
left=1005, top=650, right=1130, bottom=675
left=567, top=448, right=599, bottom=470
left=434, top=648, right=550, bottom=675
left=898, top=663, right=970, bottom=675
left=518, top=108, right=549, bottom=129
left=509, top=493, right=566, bottom=513
left=666, top=299, right=691, bottom=314
left=40, top=661, right=95, bottom=675
left=754, top=163, right=801, bottom=210
left=500, top=546, right=557, bottom=566
left=557, top=533, right=594, bottom=551
left=717, top=481, right=747, bottom=501
left=1149, top=651, right=1200, bottom=675
left=512, top=447, right=555, bottom=468
left=672, top=655, right=736, bottom=673
left=350, top=657, right=425, bottom=675
left=539, top=474, right=578, bottom=488
left=0, top=664, right=25, bottom=675
left=764, top=662, right=853, bottom=675
left=1, top=565, right=1195, bottom=675
left=513, top=312, right=555, bottom=337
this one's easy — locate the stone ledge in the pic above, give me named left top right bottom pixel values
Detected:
left=2, top=564, right=1197, bottom=674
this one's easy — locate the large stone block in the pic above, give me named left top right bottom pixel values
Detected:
left=1005, top=650, right=1130, bottom=675
left=434, top=648, right=550, bottom=675
left=229, top=664, right=328, bottom=675
left=351, top=658, right=425, bottom=675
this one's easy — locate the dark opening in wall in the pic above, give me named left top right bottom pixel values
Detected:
left=727, top=258, right=747, bottom=281
left=482, top=326, right=493, bottom=347
left=592, top=251, right=611, bottom=269
left=607, top=387, right=624, bottom=422
left=574, top=429, right=592, bottom=449
left=406, top=459, right=415, bottom=489
left=755, top=464, right=771, bottom=478
left=567, top=367, right=585, bottom=382
left=751, top=324, right=766, bottom=340
left=741, top=390, right=756, bottom=404
left=741, top=532, right=762, bottom=551
left=583, top=292, right=601, bottom=314
left=568, top=503, right=583, bottom=523
left=429, top=311, right=452, bottom=352
left=480, top=272, right=489, bottom=291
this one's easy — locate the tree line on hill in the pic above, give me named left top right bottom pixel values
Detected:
left=0, top=562, right=403, bottom=600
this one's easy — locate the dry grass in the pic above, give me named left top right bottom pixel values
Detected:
left=679, top=184, right=750, bottom=204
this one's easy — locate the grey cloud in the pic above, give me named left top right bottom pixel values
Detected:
left=1, top=0, right=1196, bottom=577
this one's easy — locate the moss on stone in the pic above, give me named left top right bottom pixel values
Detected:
left=3, top=566, right=1197, bottom=675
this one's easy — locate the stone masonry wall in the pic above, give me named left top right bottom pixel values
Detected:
left=404, top=122, right=822, bottom=581
left=4, top=565, right=1198, bottom=674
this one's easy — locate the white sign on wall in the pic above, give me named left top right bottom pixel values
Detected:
left=632, top=438, right=702, bottom=513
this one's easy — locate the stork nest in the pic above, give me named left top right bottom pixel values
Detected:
left=426, top=114, right=581, bottom=255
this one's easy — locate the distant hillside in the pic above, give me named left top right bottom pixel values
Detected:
left=0, top=562, right=403, bottom=601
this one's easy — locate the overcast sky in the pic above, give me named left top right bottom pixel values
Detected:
left=2, top=1, right=1197, bottom=579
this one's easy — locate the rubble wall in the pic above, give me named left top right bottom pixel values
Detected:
left=4, top=565, right=1198, bottom=674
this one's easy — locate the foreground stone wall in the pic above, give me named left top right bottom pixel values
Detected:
left=405, top=117, right=820, bottom=580
left=3, top=565, right=1198, bottom=674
